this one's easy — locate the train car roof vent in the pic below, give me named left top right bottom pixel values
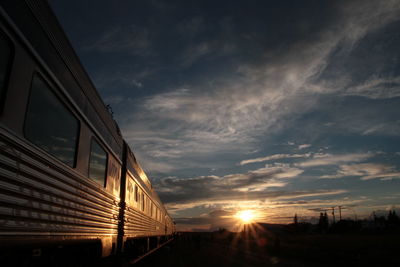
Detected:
left=106, top=104, right=114, bottom=117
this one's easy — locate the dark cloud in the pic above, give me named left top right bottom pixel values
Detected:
left=153, top=164, right=346, bottom=206
left=154, top=164, right=305, bottom=204
left=174, top=209, right=249, bottom=231
left=175, top=209, right=235, bottom=226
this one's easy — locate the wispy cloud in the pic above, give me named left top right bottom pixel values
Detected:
left=240, top=153, right=311, bottom=165
left=83, top=25, right=151, bottom=54
left=241, top=152, right=376, bottom=169
left=165, top=189, right=348, bottom=212
left=321, top=163, right=400, bottom=180
left=298, top=144, right=312, bottom=150
left=115, top=1, right=400, bottom=176
left=361, top=122, right=400, bottom=137
left=177, top=16, right=205, bottom=37
left=297, top=153, right=373, bottom=167
left=345, top=77, right=400, bottom=99
left=151, top=163, right=354, bottom=217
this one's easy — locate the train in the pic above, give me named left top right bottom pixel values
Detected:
left=0, top=0, right=175, bottom=264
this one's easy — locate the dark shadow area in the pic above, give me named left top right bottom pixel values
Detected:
left=131, top=220, right=400, bottom=267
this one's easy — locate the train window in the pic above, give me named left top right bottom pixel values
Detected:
left=141, top=193, right=145, bottom=211
left=88, top=138, right=108, bottom=186
left=134, top=185, right=138, bottom=202
left=25, top=75, right=79, bottom=167
left=127, top=180, right=133, bottom=202
left=0, top=31, right=13, bottom=108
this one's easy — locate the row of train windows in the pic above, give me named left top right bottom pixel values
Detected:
left=132, top=183, right=163, bottom=221
left=0, top=30, right=107, bottom=187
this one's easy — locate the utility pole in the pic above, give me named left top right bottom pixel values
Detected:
left=311, top=205, right=353, bottom=223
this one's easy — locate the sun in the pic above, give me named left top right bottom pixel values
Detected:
left=236, top=210, right=255, bottom=223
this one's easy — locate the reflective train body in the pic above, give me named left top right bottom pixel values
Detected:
left=0, top=0, right=174, bottom=261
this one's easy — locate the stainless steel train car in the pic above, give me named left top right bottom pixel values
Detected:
left=0, top=0, right=174, bottom=263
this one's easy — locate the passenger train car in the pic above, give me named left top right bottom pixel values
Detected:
left=0, top=0, right=174, bottom=263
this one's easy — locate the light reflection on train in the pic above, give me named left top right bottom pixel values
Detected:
left=0, top=0, right=174, bottom=263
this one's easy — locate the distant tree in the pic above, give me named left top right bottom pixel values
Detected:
left=388, top=210, right=400, bottom=225
left=318, top=212, right=323, bottom=225
left=371, top=211, right=386, bottom=228
left=318, top=212, right=329, bottom=232
left=294, top=214, right=298, bottom=225
left=218, top=228, right=227, bottom=234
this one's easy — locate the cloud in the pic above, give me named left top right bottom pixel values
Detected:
left=165, top=189, right=349, bottom=213
left=345, top=77, right=400, bottom=99
left=92, top=67, right=154, bottom=103
left=240, top=153, right=311, bottom=165
left=174, top=209, right=237, bottom=231
left=156, top=163, right=303, bottom=199
left=180, top=42, right=213, bottom=67
left=297, top=153, right=373, bottom=167
left=171, top=191, right=357, bottom=230
left=152, top=163, right=352, bottom=214
left=298, top=144, right=312, bottom=150
left=83, top=25, right=151, bottom=54
left=114, top=0, right=400, bottom=176
left=321, top=163, right=400, bottom=180
left=360, top=121, right=400, bottom=137
left=241, top=151, right=376, bottom=170
left=177, top=16, right=205, bottom=37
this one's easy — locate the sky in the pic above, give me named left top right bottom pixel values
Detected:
left=50, top=0, right=400, bottom=231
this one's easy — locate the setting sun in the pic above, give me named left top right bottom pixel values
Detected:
left=236, top=210, right=255, bottom=223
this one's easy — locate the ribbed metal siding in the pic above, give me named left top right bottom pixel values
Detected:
left=123, top=207, right=164, bottom=237
left=123, top=171, right=165, bottom=238
left=0, top=131, right=119, bottom=238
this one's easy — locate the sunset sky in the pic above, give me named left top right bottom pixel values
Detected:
left=50, top=0, right=400, bottom=231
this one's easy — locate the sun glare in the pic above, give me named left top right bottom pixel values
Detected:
left=236, top=210, right=255, bottom=223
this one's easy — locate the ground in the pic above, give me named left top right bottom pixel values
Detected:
left=131, top=230, right=400, bottom=267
